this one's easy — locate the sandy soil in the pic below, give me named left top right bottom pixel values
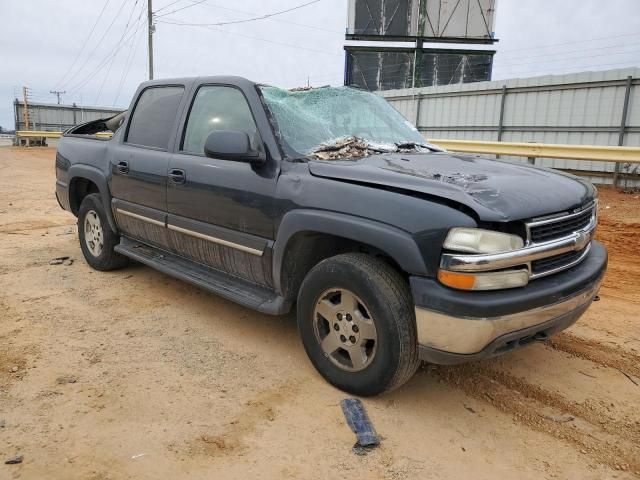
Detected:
left=0, top=146, right=638, bottom=480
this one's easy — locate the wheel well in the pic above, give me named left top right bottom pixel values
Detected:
left=279, top=232, right=406, bottom=301
left=69, top=177, right=100, bottom=216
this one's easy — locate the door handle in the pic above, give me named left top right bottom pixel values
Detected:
left=116, top=161, right=129, bottom=174
left=168, top=168, right=186, bottom=184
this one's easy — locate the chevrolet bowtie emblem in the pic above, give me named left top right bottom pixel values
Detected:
left=574, top=231, right=590, bottom=250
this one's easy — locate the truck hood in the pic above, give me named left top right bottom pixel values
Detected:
left=307, top=152, right=596, bottom=222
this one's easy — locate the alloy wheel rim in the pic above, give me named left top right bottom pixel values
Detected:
left=312, top=288, right=377, bottom=372
left=84, top=210, right=104, bottom=257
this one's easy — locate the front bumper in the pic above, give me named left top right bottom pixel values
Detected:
left=411, top=240, right=607, bottom=364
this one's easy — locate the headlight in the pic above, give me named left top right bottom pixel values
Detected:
left=439, top=228, right=528, bottom=290
left=443, top=228, right=524, bottom=254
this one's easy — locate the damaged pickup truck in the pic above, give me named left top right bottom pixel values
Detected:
left=55, top=77, right=607, bottom=395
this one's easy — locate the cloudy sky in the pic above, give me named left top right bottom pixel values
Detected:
left=1, top=0, right=639, bottom=130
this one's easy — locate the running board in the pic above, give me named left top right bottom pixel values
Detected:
left=115, top=237, right=290, bottom=315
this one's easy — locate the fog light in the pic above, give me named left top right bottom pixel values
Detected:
left=438, top=268, right=529, bottom=291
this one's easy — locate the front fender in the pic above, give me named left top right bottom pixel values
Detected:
left=68, top=164, right=118, bottom=233
left=272, top=209, right=429, bottom=294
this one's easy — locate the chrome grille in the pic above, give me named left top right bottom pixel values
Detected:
left=528, top=204, right=595, bottom=244
left=524, top=201, right=597, bottom=278
left=531, top=246, right=588, bottom=275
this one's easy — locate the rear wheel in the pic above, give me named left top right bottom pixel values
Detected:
left=297, top=253, right=420, bottom=396
left=78, top=194, right=128, bottom=271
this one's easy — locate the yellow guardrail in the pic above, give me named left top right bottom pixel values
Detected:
left=16, top=131, right=112, bottom=138
left=16, top=130, right=62, bottom=138
left=13, top=132, right=639, bottom=163
left=430, top=139, right=640, bottom=163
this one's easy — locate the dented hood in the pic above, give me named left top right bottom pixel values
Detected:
left=308, top=152, right=596, bottom=222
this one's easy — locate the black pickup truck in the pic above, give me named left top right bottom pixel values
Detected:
left=55, top=76, right=607, bottom=395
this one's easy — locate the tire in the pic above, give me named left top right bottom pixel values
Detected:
left=297, top=253, right=420, bottom=396
left=77, top=193, right=128, bottom=271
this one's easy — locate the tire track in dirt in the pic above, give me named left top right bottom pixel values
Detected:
left=477, top=363, right=640, bottom=445
left=189, top=380, right=304, bottom=458
left=0, top=220, right=73, bottom=233
left=426, top=363, right=640, bottom=474
left=548, top=333, right=640, bottom=378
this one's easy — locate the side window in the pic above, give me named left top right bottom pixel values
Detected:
left=126, top=86, right=184, bottom=150
left=182, top=86, right=259, bottom=155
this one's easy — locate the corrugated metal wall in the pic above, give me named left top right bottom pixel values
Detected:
left=14, top=101, right=123, bottom=132
left=379, top=68, right=640, bottom=184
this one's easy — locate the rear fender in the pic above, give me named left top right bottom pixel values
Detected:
left=68, top=164, right=118, bottom=233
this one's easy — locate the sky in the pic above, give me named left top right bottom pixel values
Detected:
left=1, top=0, right=640, bottom=130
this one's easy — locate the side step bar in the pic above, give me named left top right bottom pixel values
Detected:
left=115, top=236, right=290, bottom=315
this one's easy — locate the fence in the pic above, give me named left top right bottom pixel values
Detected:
left=379, top=67, right=640, bottom=185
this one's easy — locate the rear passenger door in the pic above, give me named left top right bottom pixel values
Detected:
left=165, top=84, right=278, bottom=287
left=109, top=85, right=186, bottom=249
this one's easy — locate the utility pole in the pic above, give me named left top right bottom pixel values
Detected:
left=22, top=86, right=30, bottom=131
left=147, top=0, right=154, bottom=80
left=50, top=90, right=66, bottom=104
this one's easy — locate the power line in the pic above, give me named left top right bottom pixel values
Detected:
left=153, top=0, right=186, bottom=14
left=187, top=1, right=341, bottom=33
left=67, top=1, right=146, bottom=95
left=157, top=18, right=339, bottom=56
left=153, top=0, right=208, bottom=18
left=53, top=1, right=113, bottom=90
left=94, top=49, right=120, bottom=105
left=114, top=21, right=147, bottom=105
left=93, top=0, right=143, bottom=107
left=66, top=13, right=146, bottom=95
left=59, top=0, right=131, bottom=91
left=497, top=41, right=640, bottom=61
left=123, top=0, right=142, bottom=31
left=112, top=0, right=148, bottom=103
left=496, top=32, right=640, bottom=55
left=158, top=0, right=322, bottom=25
left=95, top=0, right=144, bottom=104
left=496, top=48, right=640, bottom=70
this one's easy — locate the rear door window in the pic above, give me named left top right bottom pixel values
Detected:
left=126, top=86, right=184, bottom=150
left=182, top=86, right=259, bottom=155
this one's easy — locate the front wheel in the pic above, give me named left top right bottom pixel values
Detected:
left=297, top=253, right=420, bottom=396
left=78, top=193, right=128, bottom=271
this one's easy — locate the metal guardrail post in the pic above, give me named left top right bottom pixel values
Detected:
left=613, top=75, right=633, bottom=188
left=497, top=85, right=507, bottom=142
left=496, top=85, right=507, bottom=160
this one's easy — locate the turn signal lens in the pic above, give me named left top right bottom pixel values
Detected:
left=437, top=270, right=476, bottom=290
left=438, top=268, right=529, bottom=291
left=444, top=228, right=524, bottom=254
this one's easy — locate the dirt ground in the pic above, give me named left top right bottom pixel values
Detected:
left=0, top=146, right=638, bottom=480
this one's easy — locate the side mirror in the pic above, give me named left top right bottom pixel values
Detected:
left=204, top=130, right=265, bottom=164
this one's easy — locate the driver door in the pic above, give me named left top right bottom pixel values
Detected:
left=165, top=84, right=277, bottom=286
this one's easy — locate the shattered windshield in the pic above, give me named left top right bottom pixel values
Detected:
left=259, top=86, right=430, bottom=159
